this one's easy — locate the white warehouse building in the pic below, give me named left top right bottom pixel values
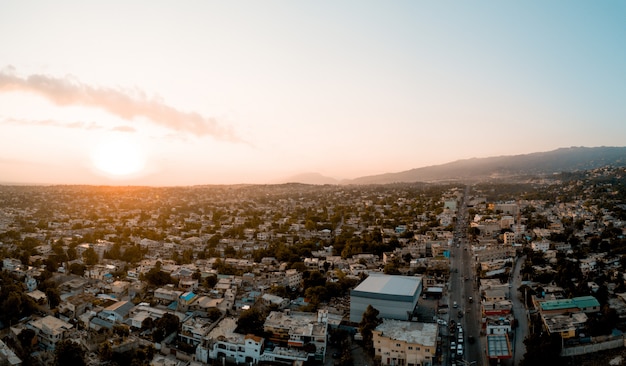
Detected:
left=350, top=273, right=423, bottom=323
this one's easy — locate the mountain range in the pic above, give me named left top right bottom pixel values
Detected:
left=281, top=146, right=626, bottom=185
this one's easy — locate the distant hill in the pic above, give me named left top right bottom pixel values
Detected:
left=277, top=147, right=626, bottom=185
left=277, top=172, right=340, bottom=185
left=346, top=146, right=626, bottom=184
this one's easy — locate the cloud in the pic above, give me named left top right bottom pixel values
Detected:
left=1, top=117, right=102, bottom=130
left=0, top=67, right=240, bottom=141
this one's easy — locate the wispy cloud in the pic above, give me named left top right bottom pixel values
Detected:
left=0, top=67, right=239, bottom=141
left=1, top=117, right=102, bottom=131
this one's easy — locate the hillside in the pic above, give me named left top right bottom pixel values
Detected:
left=345, top=146, right=626, bottom=184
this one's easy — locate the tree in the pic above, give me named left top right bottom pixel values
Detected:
left=141, top=316, right=155, bottom=331
left=69, top=262, right=86, bottom=276
left=204, top=274, right=218, bottom=289
left=83, top=247, right=99, bottom=265
left=54, top=339, right=86, bottom=366
left=98, top=342, right=113, bottom=362
left=207, top=308, right=223, bottom=322
left=359, top=305, right=381, bottom=354
left=236, top=308, right=264, bottom=336
left=113, top=324, right=130, bottom=338
left=153, top=313, right=180, bottom=343
left=17, top=328, right=36, bottom=351
left=45, top=287, right=61, bottom=309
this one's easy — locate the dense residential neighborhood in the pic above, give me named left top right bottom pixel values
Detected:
left=0, top=166, right=625, bottom=366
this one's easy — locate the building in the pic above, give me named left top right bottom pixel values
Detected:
left=536, top=296, right=600, bottom=316
left=284, top=268, right=302, bottom=290
left=350, top=274, right=422, bottom=323
left=0, top=339, right=21, bottom=366
left=196, top=317, right=264, bottom=365
left=26, top=316, right=73, bottom=351
left=372, top=319, right=437, bottom=366
left=264, top=310, right=328, bottom=362
left=99, top=300, right=135, bottom=323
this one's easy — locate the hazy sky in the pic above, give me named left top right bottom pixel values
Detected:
left=1, top=1, right=625, bottom=185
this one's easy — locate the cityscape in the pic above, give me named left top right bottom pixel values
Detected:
left=0, top=165, right=625, bottom=365
left=2, top=2, right=625, bottom=366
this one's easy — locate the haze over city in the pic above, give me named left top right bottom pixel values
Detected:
left=1, top=1, right=625, bottom=186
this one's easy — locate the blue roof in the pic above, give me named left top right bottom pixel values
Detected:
left=181, top=292, right=196, bottom=302
left=168, top=301, right=178, bottom=310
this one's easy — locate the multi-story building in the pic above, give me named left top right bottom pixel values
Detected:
left=26, top=316, right=73, bottom=351
left=372, top=319, right=438, bottom=366
left=284, top=268, right=302, bottom=290
left=196, top=317, right=264, bottom=365
left=264, top=310, right=328, bottom=362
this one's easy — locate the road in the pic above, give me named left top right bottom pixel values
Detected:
left=447, top=185, right=484, bottom=366
left=508, top=255, right=528, bottom=366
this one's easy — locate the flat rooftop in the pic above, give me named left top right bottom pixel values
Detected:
left=375, top=319, right=437, bottom=347
left=264, top=311, right=326, bottom=337
left=486, top=334, right=512, bottom=359
left=351, top=274, right=422, bottom=300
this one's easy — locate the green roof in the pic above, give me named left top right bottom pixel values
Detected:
left=572, top=296, right=600, bottom=308
left=540, top=299, right=575, bottom=311
left=540, top=296, right=600, bottom=312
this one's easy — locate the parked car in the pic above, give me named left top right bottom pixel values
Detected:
left=457, top=344, right=464, bottom=356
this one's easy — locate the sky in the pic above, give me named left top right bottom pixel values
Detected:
left=1, top=1, right=625, bottom=186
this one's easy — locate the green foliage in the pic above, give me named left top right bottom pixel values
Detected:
left=152, top=313, right=180, bottom=343
left=110, top=344, right=155, bottom=366
left=143, top=268, right=175, bottom=287
left=359, top=305, right=382, bottom=354
left=82, top=247, right=99, bottom=265
left=54, top=339, right=87, bottom=366
left=236, top=308, right=265, bottom=336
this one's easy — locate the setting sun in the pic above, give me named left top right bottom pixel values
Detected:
left=90, top=134, right=146, bottom=177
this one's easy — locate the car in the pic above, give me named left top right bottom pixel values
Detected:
left=457, top=344, right=463, bottom=356
left=453, top=301, right=458, bottom=308
left=458, top=335, right=463, bottom=343
left=437, top=319, right=447, bottom=326
left=450, top=341, right=456, bottom=351
left=457, top=310, right=463, bottom=318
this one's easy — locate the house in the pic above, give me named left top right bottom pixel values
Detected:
left=179, top=316, right=214, bottom=347
left=99, top=300, right=135, bottom=323
left=261, top=294, right=290, bottom=309
left=263, top=310, right=329, bottom=362
left=196, top=317, right=266, bottom=365
left=26, top=316, right=73, bottom=351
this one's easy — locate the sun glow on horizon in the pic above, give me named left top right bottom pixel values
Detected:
left=90, top=134, right=146, bottom=177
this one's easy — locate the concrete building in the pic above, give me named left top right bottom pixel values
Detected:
left=350, top=274, right=422, bottom=323
left=26, top=316, right=73, bottom=351
left=0, top=339, right=21, bottom=366
left=372, top=319, right=438, bottom=366
left=99, top=300, right=135, bottom=323
left=196, top=317, right=264, bottom=365
left=264, top=310, right=328, bottom=362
